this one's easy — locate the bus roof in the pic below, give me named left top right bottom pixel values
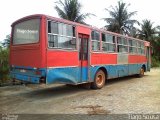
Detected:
left=11, top=14, right=150, bottom=45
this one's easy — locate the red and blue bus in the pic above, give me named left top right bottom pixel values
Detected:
left=10, top=14, right=151, bottom=89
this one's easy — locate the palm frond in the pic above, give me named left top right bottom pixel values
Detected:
left=103, top=1, right=138, bottom=36
left=55, top=0, right=93, bottom=24
left=138, top=19, right=156, bottom=41
left=54, top=5, right=68, bottom=19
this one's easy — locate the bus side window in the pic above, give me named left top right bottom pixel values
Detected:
left=48, top=21, right=76, bottom=49
left=117, top=37, right=128, bottom=53
left=48, top=21, right=59, bottom=47
left=91, top=30, right=100, bottom=51
left=137, top=41, right=145, bottom=55
left=102, top=33, right=116, bottom=52
left=129, top=39, right=137, bottom=54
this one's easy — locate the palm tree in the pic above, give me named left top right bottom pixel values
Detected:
left=138, top=20, right=160, bottom=61
left=103, top=1, right=139, bottom=35
left=55, top=0, right=93, bottom=24
left=138, top=20, right=156, bottom=41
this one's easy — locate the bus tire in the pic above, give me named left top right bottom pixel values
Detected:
left=91, top=70, right=105, bottom=89
left=138, top=67, right=144, bottom=77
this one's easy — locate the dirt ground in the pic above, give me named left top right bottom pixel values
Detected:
left=0, top=68, right=160, bottom=115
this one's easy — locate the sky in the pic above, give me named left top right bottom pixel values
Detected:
left=0, top=0, right=160, bottom=42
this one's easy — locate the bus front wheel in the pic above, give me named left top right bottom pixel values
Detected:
left=91, top=70, right=106, bottom=89
left=138, top=67, right=144, bottom=77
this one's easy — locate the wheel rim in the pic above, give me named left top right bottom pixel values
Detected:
left=96, top=73, right=104, bottom=86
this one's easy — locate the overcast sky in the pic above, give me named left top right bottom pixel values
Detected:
left=0, top=0, right=160, bottom=41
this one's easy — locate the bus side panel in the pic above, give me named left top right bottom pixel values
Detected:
left=117, top=64, right=129, bottom=77
left=117, top=54, right=129, bottom=77
left=128, top=55, right=147, bottom=64
left=46, top=50, right=80, bottom=84
left=128, top=55, right=147, bottom=74
left=90, top=53, right=118, bottom=81
left=90, top=64, right=130, bottom=81
left=90, top=53, right=131, bottom=78
left=46, top=67, right=80, bottom=84
left=128, top=64, right=139, bottom=75
left=90, top=65, right=117, bottom=81
left=91, top=53, right=117, bottom=65
left=90, top=53, right=148, bottom=81
left=47, top=51, right=78, bottom=67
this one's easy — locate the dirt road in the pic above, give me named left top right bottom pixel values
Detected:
left=0, top=68, right=160, bottom=114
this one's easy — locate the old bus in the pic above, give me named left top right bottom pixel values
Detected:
left=10, top=14, right=151, bottom=89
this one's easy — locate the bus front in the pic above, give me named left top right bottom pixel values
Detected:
left=10, top=15, right=46, bottom=84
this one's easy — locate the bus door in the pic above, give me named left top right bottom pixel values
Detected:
left=146, top=46, right=151, bottom=71
left=78, top=34, right=89, bottom=82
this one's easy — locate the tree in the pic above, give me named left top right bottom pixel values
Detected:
left=54, top=0, right=93, bottom=24
left=103, top=1, right=139, bottom=35
left=137, top=20, right=160, bottom=67
left=150, top=35, right=160, bottom=67
left=0, top=47, right=9, bottom=81
left=1, top=35, right=10, bottom=48
left=0, top=35, right=10, bottom=81
left=138, top=20, right=156, bottom=41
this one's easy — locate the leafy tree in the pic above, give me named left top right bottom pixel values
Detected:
left=151, top=35, right=160, bottom=56
left=137, top=20, right=160, bottom=67
left=138, top=20, right=156, bottom=41
left=1, top=35, right=10, bottom=48
left=0, top=35, right=10, bottom=82
left=103, top=1, right=139, bottom=35
left=151, top=36, right=160, bottom=67
left=55, top=0, right=93, bottom=24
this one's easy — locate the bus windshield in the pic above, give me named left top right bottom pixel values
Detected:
left=13, top=19, right=40, bottom=45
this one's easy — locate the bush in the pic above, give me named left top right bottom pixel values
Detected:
left=0, top=47, right=10, bottom=83
left=151, top=56, right=160, bottom=68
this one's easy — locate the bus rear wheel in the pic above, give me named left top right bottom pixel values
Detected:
left=91, top=70, right=105, bottom=89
